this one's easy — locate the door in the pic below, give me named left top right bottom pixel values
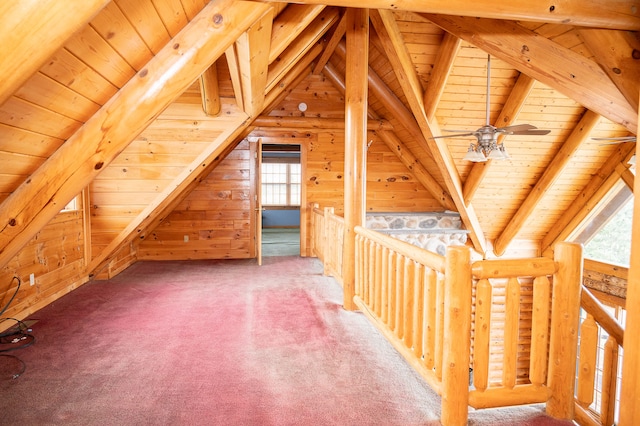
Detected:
left=255, top=140, right=263, bottom=265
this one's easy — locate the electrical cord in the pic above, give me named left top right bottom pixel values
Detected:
left=0, top=277, right=34, bottom=379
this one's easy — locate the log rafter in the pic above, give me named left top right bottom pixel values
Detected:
left=256, top=0, right=640, bottom=31
left=423, top=32, right=461, bottom=122
left=0, top=0, right=272, bottom=270
left=0, top=0, right=111, bottom=108
left=424, top=14, right=638, bottom=133
left=493, top=109, right=601, bottom=256
left=369, top=9, right=487, bottom=254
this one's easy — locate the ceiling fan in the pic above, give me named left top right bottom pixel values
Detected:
left=432, top=55, right=551, bottom=162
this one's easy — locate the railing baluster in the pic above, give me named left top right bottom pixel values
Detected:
left=394, top=253, right=405, bottom=339
left=577, top=314, right=598, bottom=408
left=473, top=278, right=492, bottom=392
left=413, top=263, right=425, bottom=359
left=374, top=243, right=382, bottom=316
left=434, top=271, right=445, bottom=380
left=503, top=277, right=521, bottom=389
left=389, top=251, right=398, bottom=332
left=601, top=336, right=619, bottom=426
left=381, top=246, right=389, bottom=323
left=403, top=258, right=415, bottom=350
left=530, top=275, right=550, bottom=387
left=424, top=268, right=437, bottom=370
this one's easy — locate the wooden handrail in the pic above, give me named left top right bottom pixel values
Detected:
left=472, top=257, right=556, bottom=279
left=581, top=285, right=624, bottom=346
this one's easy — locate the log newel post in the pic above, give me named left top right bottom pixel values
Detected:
left=546, top=242, right=583, bottom=420
left=342, top=8, right=368, bottom=311
left=441, top=245, right=472, bottom=426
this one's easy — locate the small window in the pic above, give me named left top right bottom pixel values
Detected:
left=61, top=195, right=80, bottom=212
left=261, top=163, right=300, bottom=206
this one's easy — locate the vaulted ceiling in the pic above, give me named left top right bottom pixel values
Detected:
left=0, top=0, right=638, bottom=269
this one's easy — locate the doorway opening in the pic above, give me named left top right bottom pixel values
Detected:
left=260, top=144, right=301, bottom=257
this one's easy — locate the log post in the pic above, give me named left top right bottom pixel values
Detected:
left=619, top=102, right=640, bottom=425
left=341, top=8, right=368, bottom=310
left=441, top=245, right=472, bottom=426
left=546, top=242, right=583, bottom=419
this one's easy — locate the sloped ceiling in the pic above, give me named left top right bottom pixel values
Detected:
left=0, top=0, right=638, bottom=270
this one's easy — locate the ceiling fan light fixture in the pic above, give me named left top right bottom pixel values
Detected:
left=487, top=147, right=504, bottom=160
left=463, top=144, right=487, bottom=162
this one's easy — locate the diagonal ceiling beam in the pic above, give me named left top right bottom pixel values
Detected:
left=462, top=73, right=536, bottom=205
left=256, top=0, right=640, bottom=30
left=0, top=0, right=271, bottom=269
left=578, top=28, right=640, bottom=110
left=313, top=11, right=347, bottom=75
left=369, top=9, right=487, bottom=254
left=266, top=7, right=340, bottom=93
left=493, top=109, right=601, bottom=256
left=541, top=141, right=636, bottom=255
left=268, top=4, right=326, bottom=62
left=423, top=32, right=461, bottom=122
left=231, top=8, right=274, bottom=117
left=199, top=64, right=222, bottom=116
left=425, top=14, right=638, bottom=133
left=0, top=0, right=110, bottom=108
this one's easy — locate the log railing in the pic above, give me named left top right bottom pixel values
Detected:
left=311, top=204, right=344, bottom=285
left=574, top=285, right=625, bottom=426
left=309, top=206, right=585, bottom=425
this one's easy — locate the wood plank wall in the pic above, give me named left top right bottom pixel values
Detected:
left=136, top=140, right=256, bottom=260
left=0, top=210, right=87, bottom=330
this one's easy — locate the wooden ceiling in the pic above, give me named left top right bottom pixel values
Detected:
left=0, top=0, right=638, bottom=267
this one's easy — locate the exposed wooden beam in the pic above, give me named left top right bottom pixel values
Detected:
left=266, top=7, right=340, bottom=93
left=0, top=0, right=271, bottom=269
left=463, top=73, right=536, bottom=205
left=268, top=4, right=326, bottom=63
left=198, top=64, right=222, bottom=116
left=253, top=115, right=393, bottom=130
left=256, top=0, right=640, bottom=30
left=493, top=110, right=601, bottom=256
left=342, top=8, right=369, bottom=311
left=617, top=161, right=637, bottom=190
left=366, top=12, right=488, bottom=254
left=423, top=32, right=461, bottom=122
left=619, top=94, right=640, bottom=426
left=0, top=0, right=110, bottom=108
left=322, top=61, right=456, bottom=211
left=233, top=8, right=274, bottom=117
left=312, top=11, right=347, bottom=75
left=425, top=14, right=638, bottom=133
left=578, top=28, right=640, bottom=110
left=541, top=142, right=636, bottom=255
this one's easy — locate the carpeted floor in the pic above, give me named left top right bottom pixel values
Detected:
left=0, top=257, right=572, bottom=425
left=262, top=228, right=300, bottom=257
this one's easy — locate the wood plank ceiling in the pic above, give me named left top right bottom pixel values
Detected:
left=0, top=0, right=638, bottom=267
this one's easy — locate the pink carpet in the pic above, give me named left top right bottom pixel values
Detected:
left=0, top=256, right=572, bottom=425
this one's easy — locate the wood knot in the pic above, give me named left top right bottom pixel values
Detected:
left=94, top=161, right=104, bottom=170
left=213, top=14, right=223, bottom=26
left=139, top=68, right=148, bottom=78
left=8, top=218, right=16, bottom=226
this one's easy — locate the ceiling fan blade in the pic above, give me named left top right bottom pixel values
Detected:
left=510, top=129, right=551, bottom=136
left=431, top=132, right=476, bottom=139
left=592, top=136, right=636, bottom=143
left=498, top=123, right=536, bottom=133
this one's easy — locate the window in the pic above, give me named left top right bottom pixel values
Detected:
left=61, top=195, right=80, bottom=212
left=261, top=163, right=301, bottom=206
left=572, top=180, right=633, bottom=267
